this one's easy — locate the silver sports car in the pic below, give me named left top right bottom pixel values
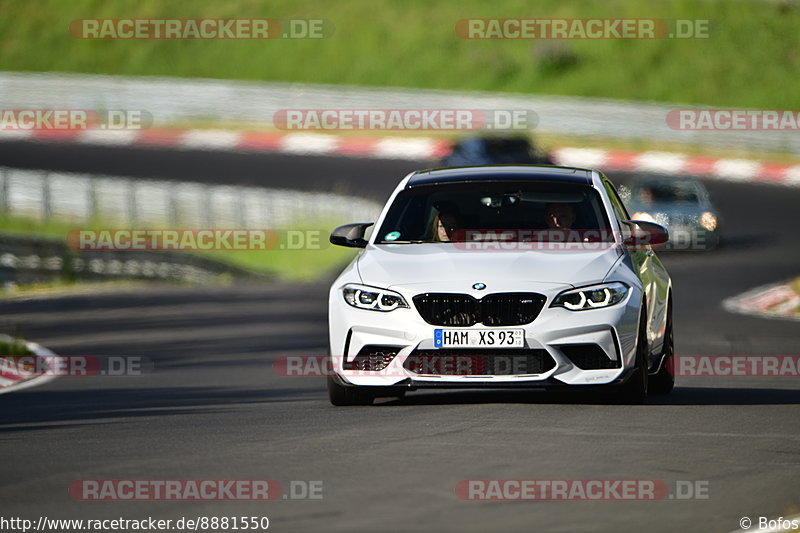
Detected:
left=327, top=165, right=674, bottom=406
left=619, top=176, right=719, bottom=251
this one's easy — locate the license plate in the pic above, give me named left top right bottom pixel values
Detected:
left=434, top=328, right=524, bottom=348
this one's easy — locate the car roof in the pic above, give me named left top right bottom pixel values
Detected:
left=631, top=176, right=705, bottom=189
left=456, top=135, right=531, bottom=146
left=406, top=165, right=594, bottom=188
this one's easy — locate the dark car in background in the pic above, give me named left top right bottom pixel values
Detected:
left=619, top=176, right=720, bottom=250
left=440, top=135, right=554, bottom=167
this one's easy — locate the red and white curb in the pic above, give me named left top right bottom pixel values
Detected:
left=723, top=281, right=800, bottom=321
left=0, top=128, right=453, bottom=160
left=0, top=335, right=58, bottom=394
left=553, top=147, right=800, bottom=187
left=2, top=128, right=800, bottom=186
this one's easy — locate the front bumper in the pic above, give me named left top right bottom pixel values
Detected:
left=329, top=282, right=642, bottom=388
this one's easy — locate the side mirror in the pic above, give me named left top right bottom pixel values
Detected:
left=623, top=220, right=669, bottom=248
left=330, top=222, right=373, bottom=248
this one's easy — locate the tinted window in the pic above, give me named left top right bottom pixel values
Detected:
left=376, top=181, right=612, bottom=243
left=632, top=181, right=701, bottom=204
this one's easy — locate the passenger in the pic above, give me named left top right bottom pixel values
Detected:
left=432, top=210, right=462, bottom=242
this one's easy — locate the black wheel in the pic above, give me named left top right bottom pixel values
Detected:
left=327, top=376, right=374, bottom=406
left=618, top=307, right=649, bottom=404
left=649, top=296, right=675, bottom=395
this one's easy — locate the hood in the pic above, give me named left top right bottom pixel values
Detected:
left=357, top=243, right=622, bottom=289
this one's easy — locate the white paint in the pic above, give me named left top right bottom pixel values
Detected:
left=551, top=147, right=608, bottom=168
left=280, top=133, right=339, bottom=154
left=181, top=129, right=242, bottom=150
left=635, top=151, right=688, bottom=174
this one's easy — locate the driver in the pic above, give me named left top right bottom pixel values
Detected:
left=544, top=202, right=576, bottom=230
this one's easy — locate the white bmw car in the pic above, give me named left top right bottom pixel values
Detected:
left=327, top=165, right=674, bottom=405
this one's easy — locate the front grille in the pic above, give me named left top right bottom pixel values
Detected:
left=342, top=345, right=401, bottom=371
left=559, top=344, right=620, bottom=370
left=405, top=349, right=555, bottom=376
left=413, top=292, right=546, bottom=326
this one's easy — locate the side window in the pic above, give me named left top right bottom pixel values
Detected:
left=603, top=179, right=631, bottom=223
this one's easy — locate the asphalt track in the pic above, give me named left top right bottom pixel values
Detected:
left=0, top=142, right=799, bottom=533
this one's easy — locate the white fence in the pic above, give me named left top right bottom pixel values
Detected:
left=1, top=71, right=797, bottom=155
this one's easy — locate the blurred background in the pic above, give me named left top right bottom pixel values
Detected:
left=2, top=3, right=800, bottom=532
left=0, top=0, right=798, bottom=292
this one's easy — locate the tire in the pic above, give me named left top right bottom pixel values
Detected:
left=327, top=376, right=374, bottom=406
left=618, top=307, right=649, bottom=404
left=649, top=296, right=675, bottom=395
left=374, top=387, right=407, bottom=400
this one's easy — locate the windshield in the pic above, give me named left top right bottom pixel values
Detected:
left=375, top=181, right=612, bottom=244
left=631, top=181, right=702, bottom=205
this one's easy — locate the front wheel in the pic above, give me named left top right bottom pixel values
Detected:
left=617, top=308, right=649, bottom=404
left=327, top=376, right=374, bottom=406
left=649, top=298, right=675, bottom=395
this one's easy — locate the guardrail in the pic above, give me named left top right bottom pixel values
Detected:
left=0, top=165, right=382, bottom=285
left=0, top=233, right=256, bottom=284
left=0, top=166, right=381, bottom=228
left=0, top=71, right=797, bottom=155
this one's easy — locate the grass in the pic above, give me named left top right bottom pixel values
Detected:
left=0, top=336, right=38, bottom=379
left=200, top=230, right=357, bottom=281
left=0, top=338, right=33, bottom=356
left=0, top=277, right=158, bottom=299
left=0, top=214, right=357, bottom=284
left=791, top=277, right=800, bottom=316
left=0, top=0, right=798, bottom=108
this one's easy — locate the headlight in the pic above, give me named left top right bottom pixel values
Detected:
left=342, top=284, right=409, bottom=312
left=699, top=212, right=717, bottom=231
left=631, top=212, right=657, bottom=224
left=550, top=282, right=629, bottom=311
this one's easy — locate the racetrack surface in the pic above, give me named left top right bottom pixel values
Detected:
left=0, top=142, right=798, bottom=533
left=0, top=140, right=422, bottom=201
